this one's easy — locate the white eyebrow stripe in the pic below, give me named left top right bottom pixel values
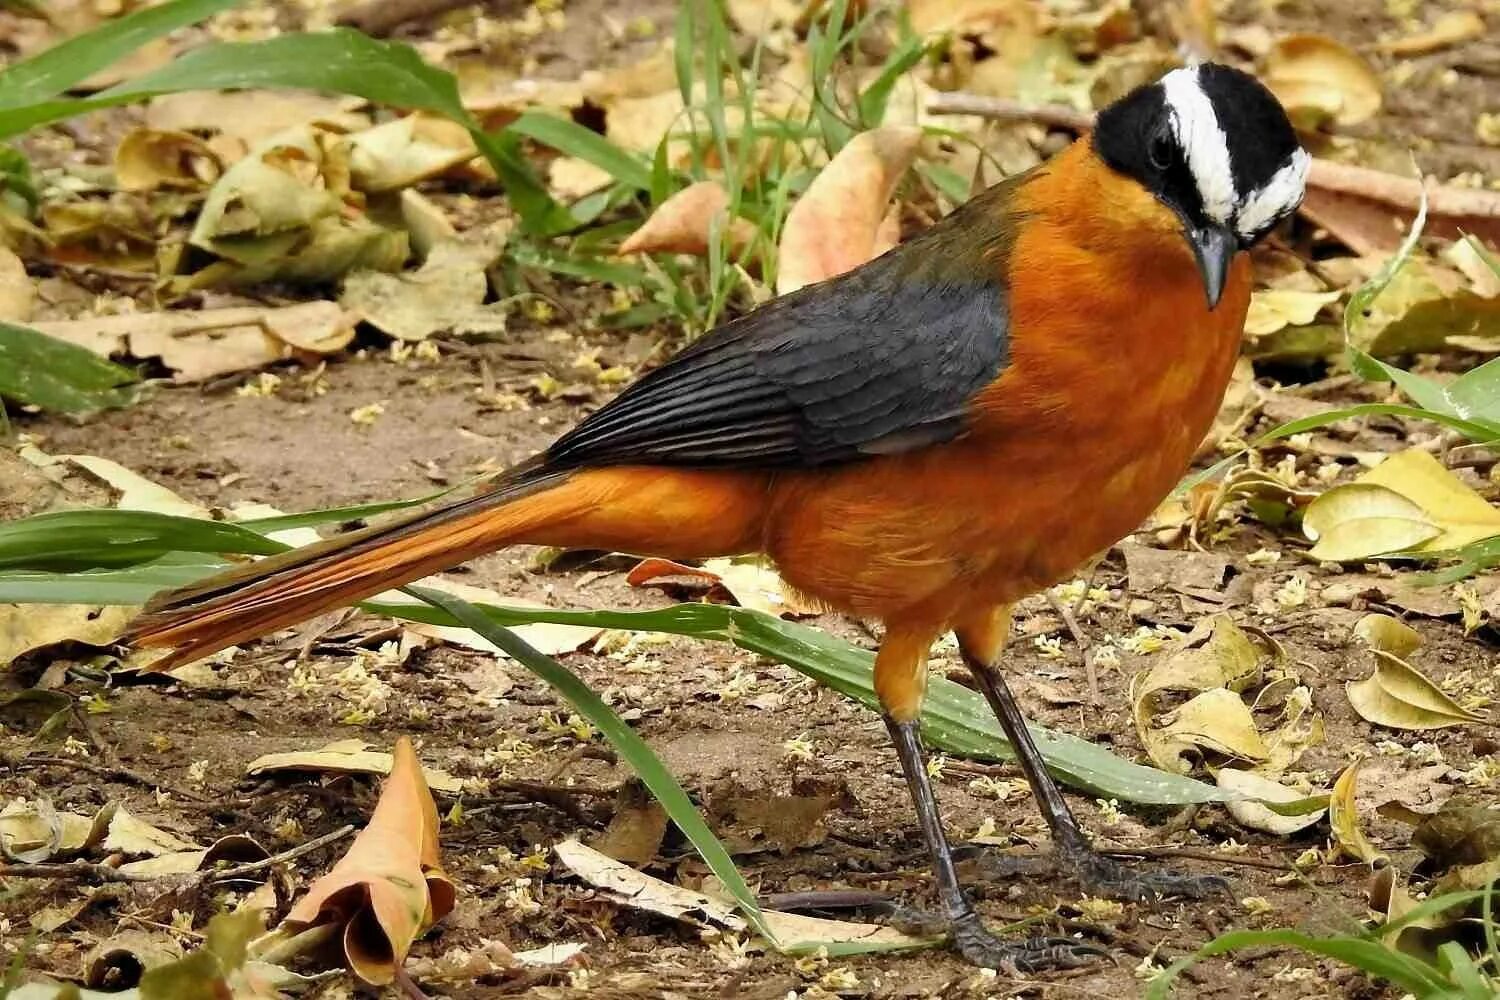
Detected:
left=1234, top=148, right=1310, bottom=240
left=1161, top=66, right=1237, bottom=225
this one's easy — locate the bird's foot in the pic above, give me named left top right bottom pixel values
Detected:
left=1067, top=849, right=1229, bottom=903
left=951, top=911, right=1106, bottom=972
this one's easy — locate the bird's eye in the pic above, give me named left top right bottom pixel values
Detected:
left=1148, top=129, right=1173, bottom=170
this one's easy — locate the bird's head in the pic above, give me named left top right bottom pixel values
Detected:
left=1093, top=63, right=1308, bottom=310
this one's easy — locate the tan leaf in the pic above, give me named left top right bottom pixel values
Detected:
left=548, top=156, right=615, bottom=201
left=626, top=556, right=821, bottom=618
left=114, top=128, right=222, bottom=192
left=146, top=91, right=371, bottom=155
left=618, top=181, right=758, bottom=258
left=1, top=604, right=137, bottom=670
left=285, top=737, right=455, bottom=986
left=346, top=114, right=477, bottom=193
left=341, top=238, right=507, bottom=342
left=777, top=126, right=921, bottom=294
left=103, top=807, right=201, bottom=857
left=1265, top=34, right=1382, bottom=128
left=1243, top=288, right=1341, bottom=337
left=1352, top=613, right=1422, bottom=659
left=1216, top=768, right=1325, bottom=836
left=1301, top=484, right=1441, bottom=562
left=1346, top=650, right=1486, bottom=731
left=1377, top=10, right=1486, bottom=56
left=1160, top=687, right=1269, bottom=763
left=246, top=738, right=463, bottom=794
left=0, top=244, right=35, bottom=323
left=1329, top=759, right=1386, bottom=865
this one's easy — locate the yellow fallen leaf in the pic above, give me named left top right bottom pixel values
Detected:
left=1302, top=483, right=1441, bottom=562
left=1265, top=34, right=1382, bottom=127
left=114, top=128, right=222, bottom=192
left=1352, top=612, right=1422, bottom=659
left=0, top=244, right=34, bottom=323
left=1243, top=289, right=1342, bottom=337
left=285, top=737, right=455, bottom=986
left=1361, top=449, right=1500, bottom=552
left=246, top=739, right=463, bottom=794
left=1329, top=759, right=1386, bottom=865
left=777, top=126, right=921, bottom=295
left=1161, top=687, right=1269, bottom=763
left=1347, top=650, right=1487, bottom=731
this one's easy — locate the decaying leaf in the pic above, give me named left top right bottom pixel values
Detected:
left=1347, top=650, right=1486, bottom=731
left=114, top=129, right=222, bottom=192
left=33, top=301, right=357, bottom=382
left=0, top=244, right=35, bottom=323
left=555, top=838, right=932, bottom=949
left=0, top=798, right=107, bottom=863
left=103, top=806, right=201, bottom=858
left=777, top=126, right=921, bottom=294
left=340, top=237, right=508, bottom=342
left=1352, top=613, right=1423, bottom=659
left=1303, top=450, right=1500, bottom=562
left=0, top=603, right=137, bottom=670
left=1215, top=768, right=1325, bottom=836
left=617, top=181, right=758, bottom=258
left=347, top=114, right=477, bottom=192
left=284, top=737, right=455, bottom=985
left=145, top=91, right=372, bottom=157
left=1356, top=762, right=1453, bottom=826
left=626, top=556, right=822, bottom=618
left=246, top=738, right=463, bottom=795
left=1376, top=10, right=1486, bottom=56
left=1264, top=34, right=1382, bottom=128
left=1329, top=759, right=1387, bottom=865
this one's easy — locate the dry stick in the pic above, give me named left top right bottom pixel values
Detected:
left=926, top=92, right=1500, bottom=220
left=1100, top=844, right=1294, bottom=873
left=336, top=0, right=513, bottom=36
left=23, top=754, right=216, bottom=805
left=208, top=824, right=356, bottom=884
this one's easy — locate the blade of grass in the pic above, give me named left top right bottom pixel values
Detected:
left=402, top=586, right=789, bottom=945
left=506, top=111, right=651, bottom=192
left=0, top=322, right=141, bottom=415
left=0, top=0, right=241, bottom=110
left=857, top=33, right=925, bottom=127
left=0, top=510, right=281, bottom=571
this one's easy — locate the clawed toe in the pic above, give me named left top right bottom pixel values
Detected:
left=1072, top=852, right=1230, bottom=903
left=951, top=912, right=1107, bottom=972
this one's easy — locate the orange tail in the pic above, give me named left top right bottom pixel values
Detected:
left=127, top=464, right=772, bottom=669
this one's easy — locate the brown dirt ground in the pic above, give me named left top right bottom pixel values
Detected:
left=4, top=0, right=1500, bottom=998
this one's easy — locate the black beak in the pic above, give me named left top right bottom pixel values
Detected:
left=1187, top=224, right=1238, bottom=310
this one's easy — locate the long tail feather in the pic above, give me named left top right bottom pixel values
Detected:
left=126, top=466, right=578, bottom=669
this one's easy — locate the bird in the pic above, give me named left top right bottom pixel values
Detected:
left=126, top=63, right=1308, bottom=970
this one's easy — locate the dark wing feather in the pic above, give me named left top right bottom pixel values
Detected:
left=546, top=178, right=1023, bottom=470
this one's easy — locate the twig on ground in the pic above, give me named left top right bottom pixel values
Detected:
left=22, top=754, right=215, bottom=805
left=394, top=965, right=434, bottom=1000
left=1100, top=845, right=1294, bottom=873
left=925, top=92, right=1095, bottom=131
left=0, top=860, right=156, bottom=883
left=208, top=824, right=356, bottom=884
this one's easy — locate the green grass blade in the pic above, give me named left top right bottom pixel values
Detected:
left=0, top=322, right=141, bottom=415
left=506, top=111, right=651, bottom=192
left=1147, top=928, right=1452, bottom=999
left=403, top=584, right=781, bottom=949
left=237, top=487, right=455, bottom=533
left=0, top=510, right=281, bottom=572
left=0, top=0, right=241, bottom=110
left=857, top=33, right=925, bottom=127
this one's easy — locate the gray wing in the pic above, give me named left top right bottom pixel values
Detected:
left=546, top=195, right=1016, bottom=470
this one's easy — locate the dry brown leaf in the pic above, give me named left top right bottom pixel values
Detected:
left=103, top=807, right=201, bottom=857
left=618, top=181, right=758, bottom=258
left=777, top=126, right=921, bottom=294
left=1265, top=34, right=1382, bottom=128
left=626, top=556, right=821, bottom=618
left=548, top=156, right=615, bottom=201
left=1347, top=650, right=1486, bottom=731
left=1301, top=160, right=1500, bottom=255
left=114, top=128, right=222, bottom=192
left=0, top=244, right=35, bottom=322
left=145, top=91, right=372, bottom=154
left=284, top=737, right=455, bottom=986
left=32, top=301, right=356, bottom=382
left=1377, top=10, right=1486, bottom=56
left=340, top=238, right=508, bottom=342
left=347, top=114, right=478, bottom=192
left=246, top=738, right=463, bottom=794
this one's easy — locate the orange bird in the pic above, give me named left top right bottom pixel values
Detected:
left=128, top=64, right=1307, bottom=969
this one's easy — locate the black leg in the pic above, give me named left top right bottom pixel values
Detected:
left=961, top=655, right=1229, bottom=902
left=882, top=715, right=1105, bottom=970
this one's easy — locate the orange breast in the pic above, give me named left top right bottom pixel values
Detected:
left=764, top=143, right=1250, bottom=626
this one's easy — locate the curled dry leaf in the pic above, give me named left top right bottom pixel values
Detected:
left=284, top=737, right=455, bottom=986
left=1264, top=34, right=1382, bottom=128
left=341, top=237, right=507, bottom=342
left=146, top=91, right=373, bottom=157
left=246, top=738, right=463, bottom=794
left=1377, top=10, right=1486, bottom=56
left=1215, top=767, right=1325, bottom=836
left=1329, top=759, right=1387, bottom=865
left=777, top=126, right=922, bottom=295
left=347, top=114, right=477, bottom=193
left=618, top=181, right=758, bottom=258
left=114, top=129, right=222, bottom=192
left=1352, top=612, right=1422, bottom=659
left=33, top=301, right=357, bottom=382
left=0, top=798, right=106, bottom=863
left=1347, top=650, right=1486, bottom=731
left=627, top=556, right=822, bottom=618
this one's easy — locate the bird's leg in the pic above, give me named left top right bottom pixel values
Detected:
left=957, top=608, right=1228, bottom=903
left=873, top=628, right=1103, bottom=971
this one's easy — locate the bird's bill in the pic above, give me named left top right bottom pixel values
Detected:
left=1186, top=223, right=1238, bottom=310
